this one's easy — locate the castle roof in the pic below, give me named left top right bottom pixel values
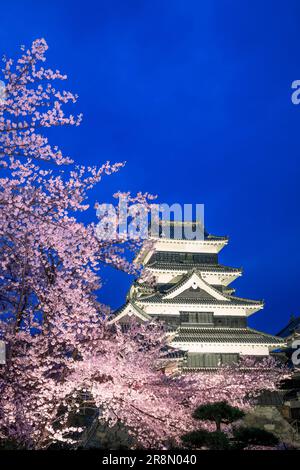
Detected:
left=137, top=270, right=263, bottom=307
left=172, top=327, right=284, bottom=345
left=151, top=220, right=228, bottom=241
left=137, top=295, right=263, bottom=306
left=147, top=261, right=241, bottom=274
left=277, top=316, right=300, bottom=338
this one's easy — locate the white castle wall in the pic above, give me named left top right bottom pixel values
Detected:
left=147, top=269, right=241, bottom=286
left=171, top=342, right=271, bottom=355
left=138, top=303, right=257, bottom=317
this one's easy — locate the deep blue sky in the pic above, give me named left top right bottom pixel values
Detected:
left=1, top=0, right=300, bottom=334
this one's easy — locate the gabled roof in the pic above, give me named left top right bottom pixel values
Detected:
left=161, top=271, right=230, bottom=301
left=138, top=270, right=263, bottom=307
left=109, top=301, right=152, bottom=325
left=155, top=282, right=235, bottom=296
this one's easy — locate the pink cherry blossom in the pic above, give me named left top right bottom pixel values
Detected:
left=0, top=39, right=290, bottom=450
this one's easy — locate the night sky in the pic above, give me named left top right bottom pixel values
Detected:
left=1, top=1, right=300, bottom=334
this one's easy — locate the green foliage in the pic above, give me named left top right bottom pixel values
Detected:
left=181, top=429, right=230, bottom=450
left=193, top=401, right=245, bottom=431
left=181, top=429, right=211, bottom=448
left=206, top=431, right=231, bottom=450
left=232, top=427, right=279, bottom=449
left=0, top=439, right=26, bottom=450
left=183, top=402, right=280, bottom=451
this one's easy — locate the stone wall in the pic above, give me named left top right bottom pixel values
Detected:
left=243, top=406, right=300, bottom=448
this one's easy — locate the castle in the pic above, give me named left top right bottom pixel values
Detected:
left=110, top=221, right=284, bottom=370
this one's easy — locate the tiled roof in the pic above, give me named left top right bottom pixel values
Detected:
left=160, top=349, right=187, bottom=359
left=112, top=301, right=152, bottom=321
left=256, top=390, right=287, bottom=406
left=172, top=327, right=284, bottom=345
left=151, top=221, right=228, bottom=241
left=138, top=294, right=262, bottom=306
left=137, top=270, right=262, bottom=306
left=205, top=234, right=228, bottom=241
left=160, top=270, right=237, bottom=301
left=214, top=285, right=236, bottom=294
left=160, top=270, right=198, bottom=295
left=147, top=262, right=241, bottom=273
left=277, top=316, right=300, bottom=338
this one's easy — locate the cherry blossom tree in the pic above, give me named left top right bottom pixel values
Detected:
left=0, top=39, right=290, bottom=450
left=0, top=38, right=153, bottom=448
left=0, top=318, right=290, bottom=449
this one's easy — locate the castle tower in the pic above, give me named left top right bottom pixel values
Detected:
left=110, top=221, right=284, bottom=370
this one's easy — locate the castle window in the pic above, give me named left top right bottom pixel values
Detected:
left=180, top=312, right=213, bottom=325
left=186, top=353, right=239, bottom=368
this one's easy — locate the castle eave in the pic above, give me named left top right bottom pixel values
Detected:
left=146, top=263, right=242, bottom=274
left=171, top=327, right=284, bottom=345
left=137, top=295, right=263, bottom=308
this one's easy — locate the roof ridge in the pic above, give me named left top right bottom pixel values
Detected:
left=153, top=271, right=242, bottom=302
left=161, top=270, right=198, bottom=297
